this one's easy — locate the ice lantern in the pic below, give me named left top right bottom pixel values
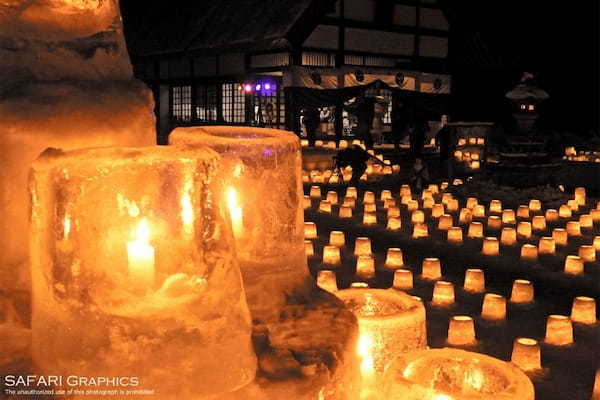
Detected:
left=29, top=146, right=256, bottom=398
left=169, top=126, right=311, bottom=321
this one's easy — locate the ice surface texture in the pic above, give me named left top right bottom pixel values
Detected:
left=29, top=146, right=256, bottom=398
left=383, top=348, right=534, bottom=400
left=0, top=0, right=155, bottom=289
left=170, top=126, right=313, bottom=321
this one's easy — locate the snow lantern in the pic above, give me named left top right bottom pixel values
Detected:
left=335, top=288, right=427, bottom=397
left=29, top=146, right=256, bottom=398
left=169, top=126, right=312, bottom=321
left=383, top=348, right=534, bottom=400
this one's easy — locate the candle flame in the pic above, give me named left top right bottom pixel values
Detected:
left=135, top=218, right=151, bottom=243
left=358, top=333, right=375, bottom=375
left=226, top=186, right=243, bottom=238
left=63, top=214, right=71, bottom=239
left=181, top=178, right=194, bottom=235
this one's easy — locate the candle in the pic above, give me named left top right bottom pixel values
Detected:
left=459, top=208, right=472, bottom=225
left=412, top=222, right=429, bottom=239
left=517, top=205, right=530, bottom=219
left=326, top=191, right=339, bottom=205
left=545, top=209, right=558, bottom=222
left=559, top=204, right=572, bottom=218
left=329, top=231, right=345, bottom=247
left=517, top=222, right=532, bottom=239
left=339, top=206, right=353, bottom=218
left=482, top=237, right=500, bottom=256
left=466, top=197, right=479, bottom=209
left=574, top=187, right=586, bottom=205
left=323, top=245, right=342, bottom=267
left=364, top=202, right=376, bottom=213
left=520, top=244, right=538, bottom=260
left=502, top=209, right=516, bottom=225
left=304, top=240, right=314, bottom=257
left=564, top=255, right=584, bottom=275
left=385, top=248, right=404, bottom=269
left=510, top=280, right=534, bottom=304
left=383, top=198, right=397, bottom=209
left=529, top=199, right=542, bottom=212
left=532, top=216, right=546, bottom=232
left=319, top=200, right=332, bottom=214
left=579, top=214, right=593, bottom=229
left=481, top=293, right=506, bottom=321
left=447, top=227, right=463, bottom=244
left=363, top=211, right=377, bottom=226
left=363, top=191, right=375, bottom=204
left=511, top=338, right=541, bottom=372
left=354, top=237, right=372, bottom=257
left=411, top=210, right=425, bottom=224
left=407, top=200, right=419, bottom=212
left=356, top=255, right=376, bottom=279
left=567, top=199, right=579, bottom=212
left=387, top=206, right=400, bottom=218
left=473, top=204, right=486, bottom=218
left=343, top=197, right=356, bottom=208
left=501, top=227, right=517, bottom=246
left=571, top=296, right=596, bottom=325
left=387, top=217, right=401, bottom=231
left=304, top=222, right=318, bottom=239
left=401, top=195, right=412, bottom=205
left=578, top=245, right=596, bottom=262
left=427, top=184, right=439, bottom=194
left=487, top=215, right=502, bottom=231
left=346, top=186, right=358, bottom=199
left=566, top=221, right=582, bottom=237
left=431, top=281, right=455, bottom=307
left=468, top=222, right=484, bottom=238
left=538, top=237, right=556, bottom=255
left=400, top=184, right=411, bottom=197
left=544, top=315, right=573, bottom=346
left=441, top=193, right=454, bottom=205
left=317, top=270, right=338, bottom=293
left=438, top=214, right=453, bottom=231
left=392, top=269, right=413, bottom=291
left=226, top=186, right=244, bottom=238
left=446, top=199, right=459, bottom=212
left=380, top=190, right=393, bottom=201
left=489, top=199, right=502, bottom=214
left=552, top=228, right=568, bottom=246
left=421, top=258, right=441, bottom=280
left=127, top=218, right=156, bottom=289
left=463, top=269, right=485, bottom=293
left=447, top=316, right=476, bottom=346
left=309, top=185, right=321, bottom=198
left=422, top=197, right=435, bottom=209
left=421, top=189, right=433, bottom=200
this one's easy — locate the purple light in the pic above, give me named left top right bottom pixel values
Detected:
left=264, top=83, right=271, bottom=90
left=256, top=84, right=261, bottom=91
left=244, top=84, right=252, bottom=93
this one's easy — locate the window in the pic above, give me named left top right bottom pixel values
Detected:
left=278, top=86, right=286, bottom=126
left=195, top=85, right=217, bottom=122
left=302, top=52, right=336, bottom=67
left=365, top=88, right=392, bottom=124
left=222, top=84, right=245, bottom=123
left=172, top=85, right=191, bottom=122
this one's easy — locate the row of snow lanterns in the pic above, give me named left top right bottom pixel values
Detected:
left=304, top=229, right=596, bottom=398
left=307, top=184, right=600, bottom=274
left=564, top=146, right=600, bottom=163
left=304, top=221, right=598, bottom=399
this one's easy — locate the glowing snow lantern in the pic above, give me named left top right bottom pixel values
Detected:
left=459, top=208, right=473, bottom=225
left=500, top=228, right=517, bottom=246
left=552, top=228, right=568, bottom=246
left=319, top=200, right=332, bottom=213
left=473, top=205, right=486, bottom=218
left=567, top=199, right=579, bottom=212
left=566, top=221, right=582, bottom=237
left=305, top=240, right=314, bottom=257
left=170, top=127, right=311, bottom=320
left=326, top=190, right=339, bottom=205
left=29, top=146, right=256, bottom=397
left=531, top=216, right=546, bottom=231
left=421, top=258, right=442, bottom=281
left=317, top=270, right=338, bottom=293
left=544, top=315, right=573, bottom=346
left=310, top=185, right=322, bottom=198
left=487, top=216, right=502, bottom=231
left=528, top=199, right=542, bottom=212
left=447, top=227, right=463, bottom=244
left=387, top=217, right=402, bottom=231
left=489, top=200, right=502, bottom=214
left=363, top=211, right=378, bottom=225
left=520, top=244, right=538, bottom=261
left=511, top=338, right=541, bottom=372
left=438, top=214, right=453, bottom=231
left=431, top=281, right=455, bottom=307
left=383, top=348, right=534, bottom=400
left=387, top=206, right=401, bottom=218
left=423, top=197, right=435, bottom=209
left=463, top=269, right=485, bottom=293
left=339, top=206, right=353, bottom=218
left=412, top=223, right=429, bottom=239
left=355, top=237, right=372, bottom=257
left=468, top=222, right=484, bottom=239
left=385, top=248, right=404, bottom=269
left=579, top=214, right=593, bottom=229
left=517, top=205, right=530, bottom=219
left=564, top=255, right=584, bottom=275
left=381, top=190, right=393, bottom=201
left=481, top=294, right=507, bottom=321
left=336, top=289, right=427, bottom=394
left=363, top=191, right=376, bottom=204
left=347, top=186, right=358, bottom=199
left=305, top=222, right=318, bottom=239
left=559, top=205, right=572, bottom=218
left=578, top=245, right=596, bottom=262
left=502, top=209, right=516, bottom=225
left=594, top=236, right=600, bottom=250
left=384, top=198, right=397, bottom=209
left=545, top=209, right=559, bottom=222
left=447, top=316, right=476, bottom=346
left=356, top=255, right=376, bottom=279
left=407, top=200, right=419, bottom=212
left=412, top=210, right=425, bottom=224
left=571, top=296, right=596, bottom=325
left=538, top=237, right=556, bottom=255
left=393, top=269, right=414, bottom=291
left=446, top=199, right=459, bottom=212
left=329, top=231, right=346, bottom=247
left=323, top=245, right=342, bottom=267
left=364, top=202, right=376, bottom=213
left=594, top=370, right=600, bottom=400
left=510, top=280, right=534, bottom=304
left=466, top=197, right=479, bottom=209
left=400, top=185, right=412, bottom=197
left=303, top=195, right=312, bottom=209
left=482, top=237, right=500, bottom=256
left=517, top=222, right=532, bottom=239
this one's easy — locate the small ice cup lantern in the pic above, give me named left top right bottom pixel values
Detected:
left=382, top=348, right=535, bottom=400
left=481, top=294, right=507, bottom=321
left=511, top=338, right=541, bottom=372
left=29, top=146, right=256, bottom=398
left=564, top=255, right=584, bottom=275
left=170, top=127, right=312, bottom=321
left=544, top=315, right=573, bottom=346
left=570, top=296, right=596, bottom=325
left=336, top=289, right=427, bottom=391
left=463, top=269, right=485, bottom=293
left=447, top=316, right=477, bottom=346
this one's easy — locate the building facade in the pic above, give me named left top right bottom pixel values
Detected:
left=123, top=0, right=452, bottom=143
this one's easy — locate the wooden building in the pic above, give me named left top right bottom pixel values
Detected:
left=122, top=0, right=452, bottom=144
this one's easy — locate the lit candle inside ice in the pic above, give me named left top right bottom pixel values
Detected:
left=226, top=186, right=243, bottom=238
left=127, top=218, right=155, bottom=289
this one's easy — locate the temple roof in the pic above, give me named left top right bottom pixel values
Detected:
left=121, top=0, right=336, bottom=57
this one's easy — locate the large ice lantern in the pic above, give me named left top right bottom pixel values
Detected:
left=29, top=146, right=256, bottom=398
left=169, top=126, right=312, bottom=320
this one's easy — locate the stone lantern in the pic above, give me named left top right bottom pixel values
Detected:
left=505, top=72, right=549, bottom=134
